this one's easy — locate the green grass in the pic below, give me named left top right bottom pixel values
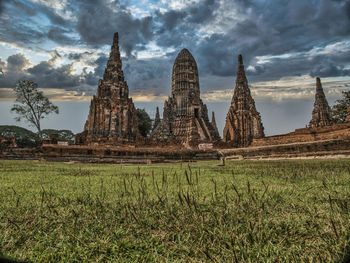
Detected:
left=0, top=159, right=349, bottom=262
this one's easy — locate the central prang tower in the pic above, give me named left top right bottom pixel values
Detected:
left=151, top=48, right=220, bottom=144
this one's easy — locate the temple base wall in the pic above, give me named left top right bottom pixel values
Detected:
left=252, top=122, right=350, bottom=147
left=0, top=145, right=220, bottom=164
left=222, top=139, right=350, bottom=159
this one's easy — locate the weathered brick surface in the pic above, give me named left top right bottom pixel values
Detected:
left=223, top=55, right=264, bottom=147
left=222, top=139, right=350, bottom=159
left=151, top=49, right=220, bottom=145
left=76, top=33, right=140, bottom=145
left=308, top=77, right=333, bottom=128
left=39, top=145, right=220, bottom=163
left=252, top=122, right=350, bottom=147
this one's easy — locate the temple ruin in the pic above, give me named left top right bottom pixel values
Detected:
left=153, top=106, right=161, bottom=131
left=151, top=48, right=220, bottom=145
left=211, top=112, right=219, bottom=137
left=223, top=55, right=264, bottom=147
left=308, top=77, right=333, bottom=128
left=76, top=33, right=140, bottom=145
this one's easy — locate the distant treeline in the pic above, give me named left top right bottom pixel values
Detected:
left=0, top=126, right=75, bottom=148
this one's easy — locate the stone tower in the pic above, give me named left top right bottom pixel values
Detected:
left=223, top=54, right=264, bottom=147
left=211, top=111, right=219, bottom=136
left=151, top=48, right=220, bottom=144
left=80, top=33, right=140, bottom=144
left=153, top=106, right=161, bottom=130
left=308, top=77, right=333, bottom=128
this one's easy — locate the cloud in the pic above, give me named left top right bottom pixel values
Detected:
left=0, top=52, right=95, bottom=96
left=66, top=51, right=93, bottom=61
left=6, top=53, right=30, bottom=72
left=0, top=0, right=4, bottom=15
left=76, top=0, right=153, bottom=56
left=81, top=53, right=108, bottom=86
left=0, top=0, right=76, bottom=48
left=123, top=57, right=172, bottom=95
left=0, top=54, right=29, bottom=88
left=0, top=0, right=350, bottom=103
left=310, top=63, right=350, bottom=78
left=47, top=27, right=76, bottom=45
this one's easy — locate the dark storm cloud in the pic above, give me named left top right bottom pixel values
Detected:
left=0, top=53, right=92, bottom=94
left=9, top=0, right=70, bottom=27
left=0, top=0, right=75, bottom=48
left=190, top=0, right=350, bottom=79
left=47, top=27, right=77, bottom=46
left=28, top=62, right=79, bottom=89
left=157, top=10, right=186, bottom=32
left=76, top=0, right=153, bottom=56
left=244, top=48, right=350, bottom=82
left=188, top=0, right=217, bottom=23
left=123, top=57, right=172, bottom=95
left=0, top=18, right=46, bottom=46
left=0, top=0, right=4, bottom=15
left=154, top=0, right=218, bottom=49
left=6, top=54, right=29, bottom=72
left=310, top=62, right=350, bottom=78
left=0, top=54, right=29, bottom=88
left=195, top=33, right=236, bottom=77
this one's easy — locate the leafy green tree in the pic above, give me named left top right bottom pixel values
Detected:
left=11, top=80, right=59, bottom=138
left=41, top=129, right=75, bottom=145
left=331, top=91, right=350, bottom=123
left=0, top=125, right=40, bottom=148
left=136, top=108, right=152, bottom=137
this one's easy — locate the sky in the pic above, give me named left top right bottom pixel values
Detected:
left=0, top=0, right=349, bottom=136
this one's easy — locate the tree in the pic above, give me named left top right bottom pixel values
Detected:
left=331, top=91, right=350, bottom=124
left=11, top=80, right=59, bottom=138
left=41, top=129, right=75, bottom=145
left=0, top=125, right=40, bottom=148
left=136, top=108, right=152, bottom=137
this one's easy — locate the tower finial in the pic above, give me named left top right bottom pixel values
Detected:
left=113, top=32, right=119, bottom=45
left=316, top=77, right=321, bottom=87
left=238, top=54, right=243, bottom=65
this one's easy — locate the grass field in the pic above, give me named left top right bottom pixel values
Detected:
left=0, top=159, right=350, bottom=262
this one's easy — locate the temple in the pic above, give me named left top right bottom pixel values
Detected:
left=153, top=106, right=161, bottom=131
left=76, top=33, right=140, bottom=145
left=308, top=77, right=333, bottom=128
left=223, top=54, right=264, bottom=147
left=211, top=111, right=219, bottom=137
left=151, top=48, right=220, bottom=145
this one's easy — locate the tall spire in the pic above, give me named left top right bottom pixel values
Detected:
left=211, top=111, right=219, bottom=135
left=80, top=32, right=140, bottom=144
left=95, top=32, right=129, bottom=100
left=308, top=77, right=333, bottom=128
left=223, top=54, right=264, bottom=147
left=236, top=54, right=248, bottom=86
left=153, top=106, right=161, bottom=130
left=103, top=32, right=125, bottom=85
